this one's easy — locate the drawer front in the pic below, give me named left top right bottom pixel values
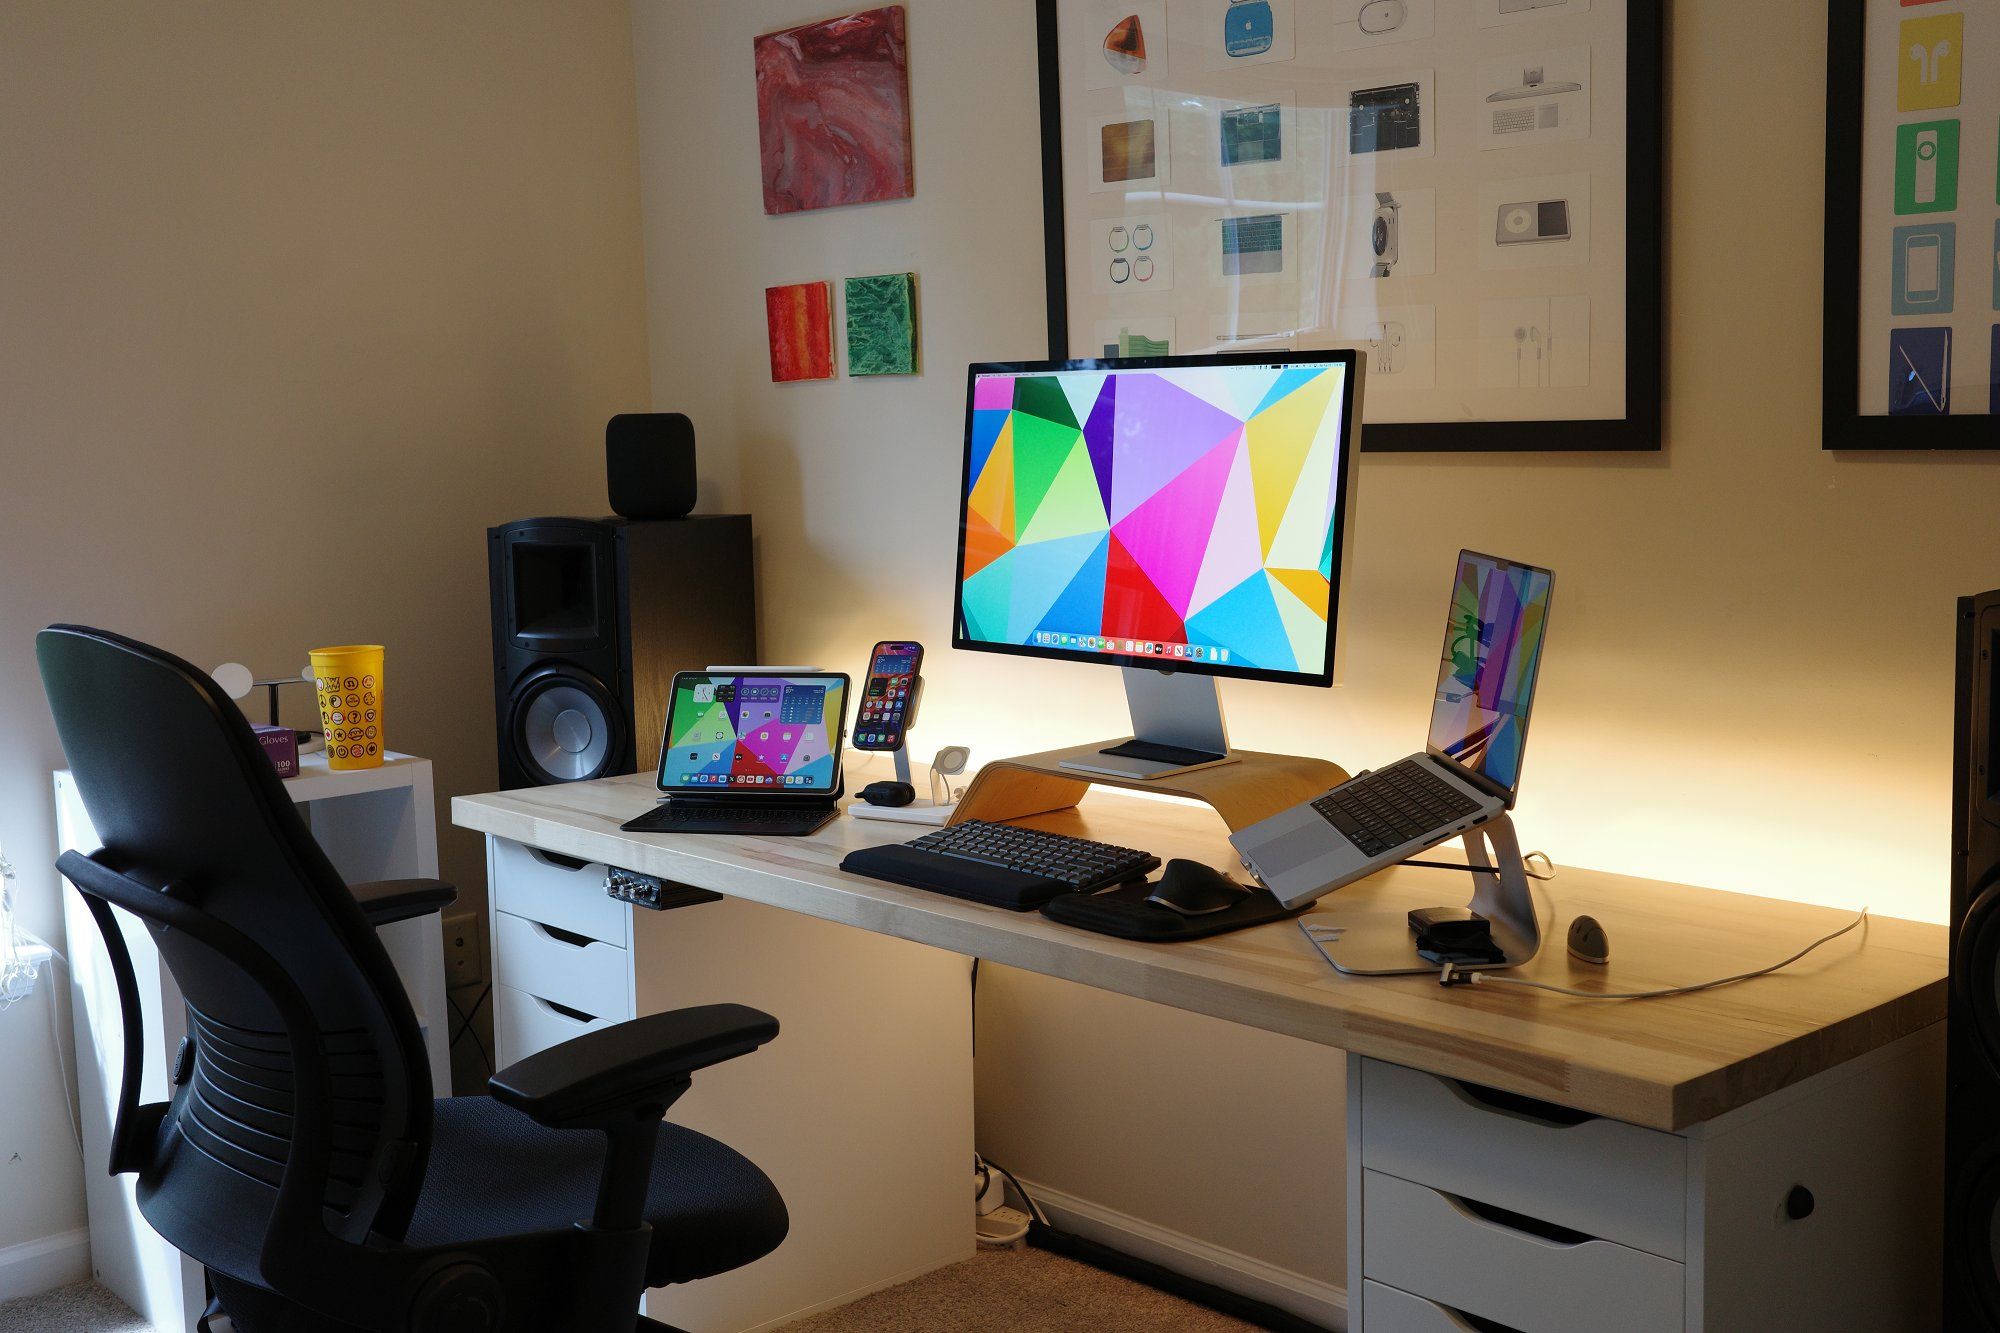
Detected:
left=490, top=837, right=627, bottom=947
left=494, top=983, right=615, bottom=1067
left=493, top=910, right=633, bottom=1024
left=1364, top=1170, right=1683, bottom=1333
left=1363, top=1280, right=1514, bottom=1333
left=1361, top=1058, right=1686, bottom=1260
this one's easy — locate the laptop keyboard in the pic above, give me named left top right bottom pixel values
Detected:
left=1310, top=758, right=1482, bottom=858
left=623, top=803, right=825, bottom=831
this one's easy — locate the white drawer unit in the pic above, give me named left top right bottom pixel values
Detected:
left=489, top=835, right=628, bottom=947
left=1348, top=1032, right=1946, bottom=1332
left=1361, top=1059, right=1686, bottom=1260
left=493, top=983, right=618, bottom=1067
left=1361, top=1280, right=1521, bottom=1333
left=493, top=909, right=633, bottom=1025
left=1363, top=1169, right=1683, bottom=1333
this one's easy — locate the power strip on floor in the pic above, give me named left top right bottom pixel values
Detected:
left=977, top=1205, right=1032, bottom=1247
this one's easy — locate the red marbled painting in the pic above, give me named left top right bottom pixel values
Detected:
left=765, top=281, right=836, bottom=382
left=754, top=6, right=914, bottom=215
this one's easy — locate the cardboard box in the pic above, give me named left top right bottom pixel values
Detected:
left=253, top=724, right=300, bottom=779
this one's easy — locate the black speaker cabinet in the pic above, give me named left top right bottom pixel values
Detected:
left=1949, top=588, right=2000, bottom=1329
left=488, top=515, right=754, bottom=789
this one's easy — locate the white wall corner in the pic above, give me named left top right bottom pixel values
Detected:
left=0, top=1227, right=91, bottom=1306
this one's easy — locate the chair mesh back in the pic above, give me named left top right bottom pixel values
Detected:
left=36, top=626, right=432, bottom=1262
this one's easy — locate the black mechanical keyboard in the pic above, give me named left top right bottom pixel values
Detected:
left=1310, top=758, right=1482, bottom=858
left=839, top=820, right=1160, bottom=911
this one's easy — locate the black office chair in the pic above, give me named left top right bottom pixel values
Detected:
left=37, top=626, right=788, bottom=1333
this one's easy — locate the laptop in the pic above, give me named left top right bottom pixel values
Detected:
left=1231, top=551, right=1554, bottom=908
left=621, top=670, right=850, bottom=837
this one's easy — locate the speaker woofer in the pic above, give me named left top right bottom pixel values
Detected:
left=1950, top=1140, right=2000, bottom=1325
left=508, top=668, right=625, bottom=785
left=1958, top=875, right=2000, bottom=1080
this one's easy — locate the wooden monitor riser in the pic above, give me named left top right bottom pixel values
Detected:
left=949, top=742, right=1349, bottom=834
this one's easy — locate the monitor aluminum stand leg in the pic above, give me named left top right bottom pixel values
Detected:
left=1057, top=668, right=1241, bottom=781
left=1311, top=814, right=1543, bottom=976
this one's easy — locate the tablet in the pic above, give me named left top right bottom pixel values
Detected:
left=656, top=671, right=850, bottom=794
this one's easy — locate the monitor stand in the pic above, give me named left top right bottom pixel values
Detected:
left=949, top=667, right=1348, bottom=835
left=1058, top=669, right=1237, bottom=781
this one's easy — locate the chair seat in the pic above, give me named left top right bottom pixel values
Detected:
left=406, top=1095, right=789, bottom=1288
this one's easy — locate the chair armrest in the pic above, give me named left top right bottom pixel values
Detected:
left=348, top=878, right=456, bottom=926
left=488, top=1003, right=777, bottom=1129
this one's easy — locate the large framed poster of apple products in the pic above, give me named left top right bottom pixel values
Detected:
left=1823, top=0, right=1999, bottom=449
left=1034, top=0, right=1664, bottom=452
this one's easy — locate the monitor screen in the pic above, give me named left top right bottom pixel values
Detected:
left=954, top=352, right=1360, bottom=686
left=657, top=672, right=848, bottom=793
left=1425, top=551, right=1554, bottom=796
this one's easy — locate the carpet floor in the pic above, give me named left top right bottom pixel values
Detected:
left=0, top=1281, right=152, bottom=1333
left=0, top=1248, right=1264, bottom=1331
left=783, top=1245, right=1263, bottom=1331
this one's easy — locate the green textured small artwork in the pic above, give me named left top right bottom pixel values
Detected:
left=844, top=272, right=919, bottom=376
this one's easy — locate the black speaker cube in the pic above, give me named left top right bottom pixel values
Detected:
left=607, top=413, right=697, bottom=521
left=489, top=515, right=754, bottom=789
left=1949, top=589, right=2000, bottom=1329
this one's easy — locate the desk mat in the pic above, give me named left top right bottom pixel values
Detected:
left=1042, top=882, right=1307, bottom=941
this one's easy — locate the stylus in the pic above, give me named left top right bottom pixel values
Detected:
left=1897, top=345, right=1943, bottom=413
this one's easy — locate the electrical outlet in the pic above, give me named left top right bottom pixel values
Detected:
left=443, top=911, right=485, bottom=991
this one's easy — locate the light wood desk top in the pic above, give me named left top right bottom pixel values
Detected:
left=453, top=775, right=1945, bottom=1132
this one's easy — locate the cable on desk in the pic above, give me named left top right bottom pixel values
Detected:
left=1445, top=907, right=1870, bottom=999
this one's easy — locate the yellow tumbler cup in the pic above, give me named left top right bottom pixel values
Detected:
left=310, top=645, right=386, bottom=771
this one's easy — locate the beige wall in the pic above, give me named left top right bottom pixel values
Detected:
left=634, top=0, right=2000, bottom=1300
left=0, top=1, right=650, bottom=1256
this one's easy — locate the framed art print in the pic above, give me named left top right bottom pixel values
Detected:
left=1823, top=0, right=1999, bottom=448
left=1040, top=0, right=1664, bottom=448
left=1035, top=0, right=1664, bottom=451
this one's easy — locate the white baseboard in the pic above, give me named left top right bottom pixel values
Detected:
left=1020, top=1179, right=1348, bottom=1331
left=0, top=1228, right=91, bottom=1305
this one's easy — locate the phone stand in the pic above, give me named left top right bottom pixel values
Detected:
left=1298, top=814, right=1543, bottom=975
left=851, top=677, right=965, bottom=826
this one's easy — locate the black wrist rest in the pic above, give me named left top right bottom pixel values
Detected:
left=839, top=843, right=1072, bottom=911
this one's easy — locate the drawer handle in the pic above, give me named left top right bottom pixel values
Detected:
left=525, top=847, right=594, bottom=873
left=1443, top=1077, right=1594, bottom=1128
left=1445, top=1191, right=1595, bottom=1248
left=532, top=996, right=599, bottom=1026
left=530, top=920, right=596, bottom=949
left=1429, top=1300, right=1523, bottom=1333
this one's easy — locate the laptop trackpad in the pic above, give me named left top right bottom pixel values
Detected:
left=1257, top=821, right=1340, bottom=875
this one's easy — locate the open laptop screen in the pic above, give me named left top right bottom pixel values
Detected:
left=1425, top=551, right=1553, bottom=797
left=658, top=672, right=849, bottom=794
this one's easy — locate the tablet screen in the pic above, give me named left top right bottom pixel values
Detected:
left=657, top=672, right=848, bottom=793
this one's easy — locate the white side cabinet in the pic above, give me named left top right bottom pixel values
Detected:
left=485, top=835, right=974, bottom=1333
left=1346, top=1027, right=1944, bottom=1331
left=56, top=754, right=450, bottom=1333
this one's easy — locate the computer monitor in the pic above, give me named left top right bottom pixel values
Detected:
left=954, top=350, right=1363, bottom=774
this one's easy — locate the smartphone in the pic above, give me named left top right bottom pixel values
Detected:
left=853, top=641, right=923, bottom=752
left=1905, top=234, right=1941, bottom=302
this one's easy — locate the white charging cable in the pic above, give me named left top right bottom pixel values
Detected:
left=1443, top=907, right=1871, bottom=999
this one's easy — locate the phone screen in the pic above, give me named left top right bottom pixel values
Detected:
left=1907, top=237, right=1941, bottom=298
left=854, top=641, right=923, bottom=752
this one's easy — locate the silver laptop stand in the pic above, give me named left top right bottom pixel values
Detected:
left=1299, top=813, right=1543, bottom=976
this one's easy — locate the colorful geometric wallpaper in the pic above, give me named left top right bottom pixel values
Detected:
left=1424, top=553, right=1552, bottom=794
left=664, top=676, right=846, bottom=790
left=959, top=364, right=1350, bottom=676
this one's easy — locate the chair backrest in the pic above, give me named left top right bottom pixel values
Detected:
left=36, top=626, right=433, bottom=1285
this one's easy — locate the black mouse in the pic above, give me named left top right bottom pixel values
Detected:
left=1146, top=860, right=1250, bottom=916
